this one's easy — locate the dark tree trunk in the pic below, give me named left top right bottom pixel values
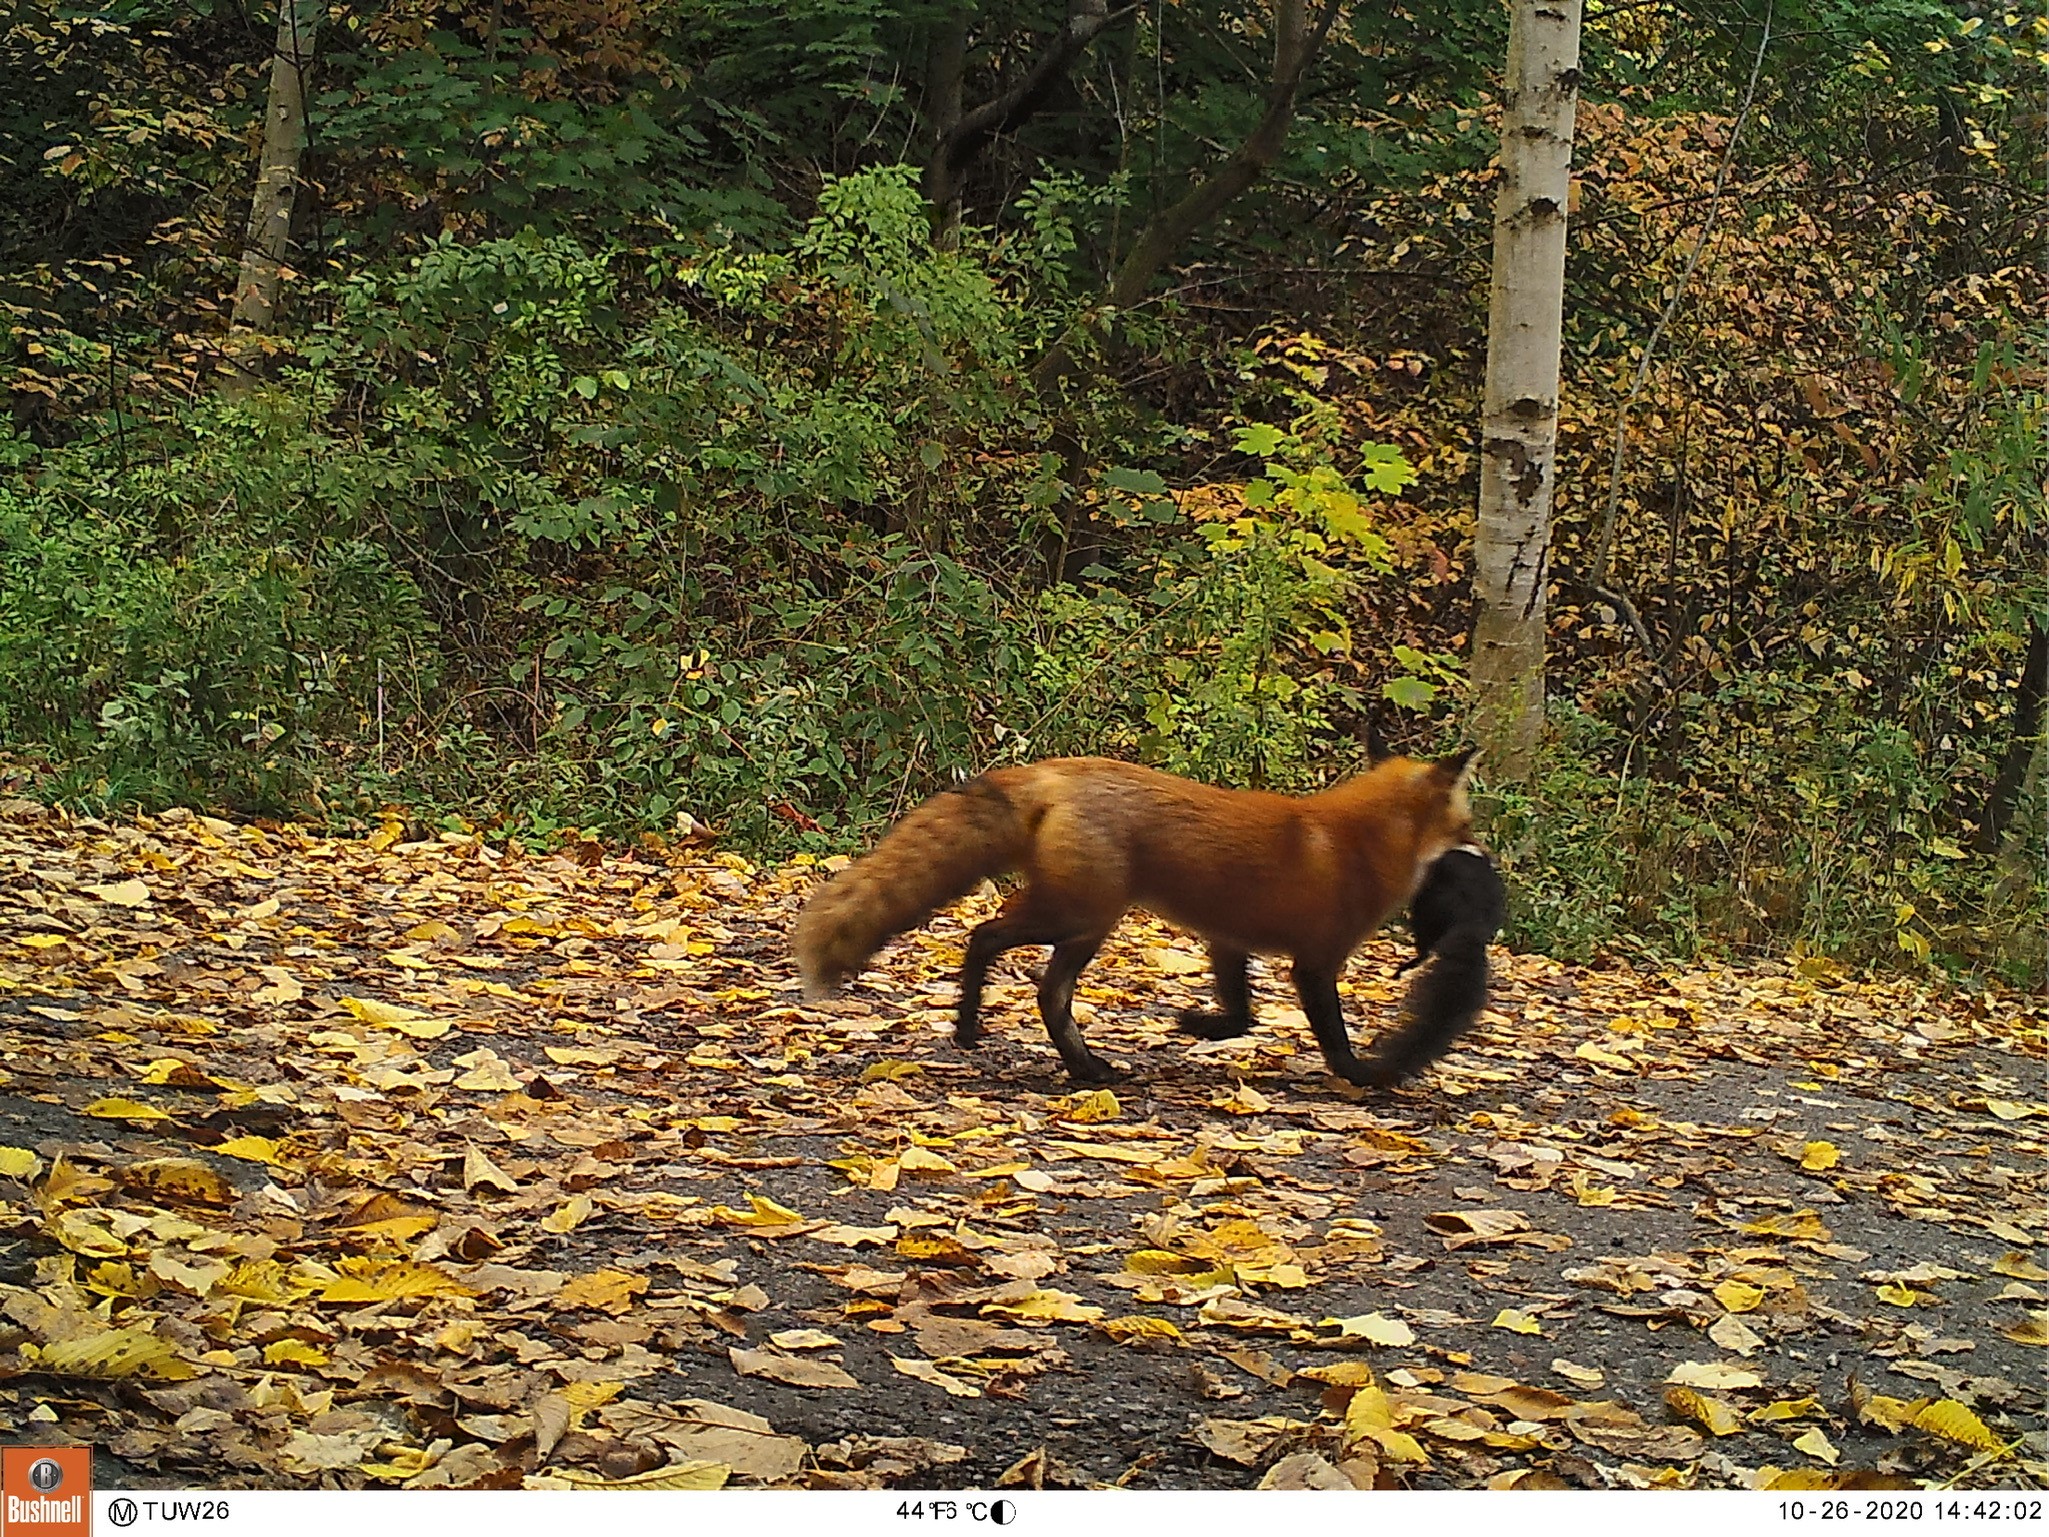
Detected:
left=923, top=6, right=970, bottom=248
left=1975, top=617, right=2047, bottom=853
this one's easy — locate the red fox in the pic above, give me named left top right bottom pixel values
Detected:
left=792, top=750, right=1483, bottom=1086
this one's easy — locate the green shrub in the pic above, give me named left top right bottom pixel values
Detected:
left=0, top=418, right=431, bottom=813
left=1481, top=695, right=2043, bottom=985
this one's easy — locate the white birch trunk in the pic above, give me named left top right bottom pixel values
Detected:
left=1469, top=0, right=1582, bottom=778
left=228, top=0, right=322, bottom=344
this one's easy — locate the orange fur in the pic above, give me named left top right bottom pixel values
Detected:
left=792, top=751, right=1478, bottom=1085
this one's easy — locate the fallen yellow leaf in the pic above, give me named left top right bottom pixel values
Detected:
left=339, top=995, right=431, bottom=1028
left=555, top=1268, right=647, bottom=1313
left=1322, top=1312, right=1415, bottom=1347
left=982, top=1288, right=1103, bottom=1324
left=534, top=1463, right=729, bottom=1490
left=263, top=1339, right=330, bottom=1368
left=1981, top=1099, right=2041, bottom=1121
left=0, top=1146, right=45, bottom=1180
left=1713, top=1280, right=1765, bottom=1313
left=1054, top=1088, right=1124, bottom=1122
left=321, top=1259, right=475, bottom=1304
left=82, top=1097, right=171, bottom=1123
left=1574, top=1041, right=1636, bottom=1070
left=1999, top=1311, right=2049, bottom=1346
left=1099, top=1315, right=1185, bottom=1345
left=859, top=1059, right=924, bottom=1083
left=118, top=1157, right=235, bottom=1206
left=1045, top=1139, right=1162, bottom=1165
left=1792, top=1427, right=1840, bottom=1466
left=86, top=878, right=152, bottom=906
left=1667, top=1360, right=1762, bottom=1391
left=33, top=1327, right=197, bottom=1380
left=1738, top=1210, right=1832, bottom=1240
left=1799, top=1140, right=1840, bottom=1171
left=1913, top=1398, right=2005, bottom=1453
left=542, top=1194, right=594, bottom=1233
left=453, top=1051, right=516, bottom=1087
left=50, top=1209, right=127, bottom=1257
left=462, top=1146, right=518, bottom=1193
left=712, top=1193, right=806, bottom=1227
left=1709, top=1313, right=1767, bottom=1355
left=1992, top=1253, right=2049, bottom=1282
left=135, top=1057, right=214, bottom=1087
left=543, top=1045, right=621, bottom=1067
left=216, top=1260, right=303, bottom=1305
left=1750, top=1396, right=1821, bottom=1424
left=1664, top=1386, right=1745, bottom=1436
left=890, top=1356, right=981, bottom=1398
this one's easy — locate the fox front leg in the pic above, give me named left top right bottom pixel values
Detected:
left=1291, top=963, right=1382, bottom=1088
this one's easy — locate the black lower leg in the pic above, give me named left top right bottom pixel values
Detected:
left=1293, top=964, right=1376, bottom=1086
left=1039, top=937, right=1115, bottom=1083
left=956, top=916, right=1048, bottom=1046
left=1179, top=947, right=1253, bottom=1040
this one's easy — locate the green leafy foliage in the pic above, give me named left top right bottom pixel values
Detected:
left=0, top=0, right=2037, bottom=986
left=0, top=416, right=430, bottom=813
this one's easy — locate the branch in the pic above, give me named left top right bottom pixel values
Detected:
left=1585, top=0, right=1773, bottom=593
left=925, top=0, right=1117, bottom=208
left=1031, top=0, right=1340, bottom=396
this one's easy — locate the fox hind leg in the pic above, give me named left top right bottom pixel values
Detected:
left=1177, top=947, right=1253, bottom=1040
left=955, top=898, right=1064, bottom=1047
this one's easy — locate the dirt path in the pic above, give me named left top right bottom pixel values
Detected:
left=1, top=799, right=2043, bottom=1490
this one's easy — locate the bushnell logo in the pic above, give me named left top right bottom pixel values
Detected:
left=3, top=1444, right=93, bottom=1537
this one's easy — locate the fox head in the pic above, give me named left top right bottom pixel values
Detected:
left=1411, top=746, right=1480, bottom=872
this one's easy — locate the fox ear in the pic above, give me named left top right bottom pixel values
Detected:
left=1433, top=746, right=1480, bottom=788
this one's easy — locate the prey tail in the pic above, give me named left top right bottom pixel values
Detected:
left=792, top=778, right=1026, bottom=1000
left=1365, top=922, right=1492, bottom=1085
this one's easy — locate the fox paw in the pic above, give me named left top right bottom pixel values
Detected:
left=1066, top=1054, right=1123, bottom=1085
left=1329, top=1058, right=1395, bottom=1089
left=953, top=1022, right=983, bottom=1049
left=1177, top=1008, right=1252, bottom=1041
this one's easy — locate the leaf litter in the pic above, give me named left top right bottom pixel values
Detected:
left=0, top=797, right=2042, bottom=1490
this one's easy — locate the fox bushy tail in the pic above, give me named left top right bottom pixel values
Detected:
left=793, top=778, right=1025, bottom=999
left=1365, top=922, right=1492, bottom=1084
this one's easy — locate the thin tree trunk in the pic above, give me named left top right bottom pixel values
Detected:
left=923, top=6, right=971, bottom=249
left=1975, top=617, right=2047, bottom=853
left=1469, top=0, right=1582, bottom=779
left=1989, top=733, right=2044, bottom=912
left=1031, top=0, right=1335, bottom=400
left=226, top=0, right=321, bottom=374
